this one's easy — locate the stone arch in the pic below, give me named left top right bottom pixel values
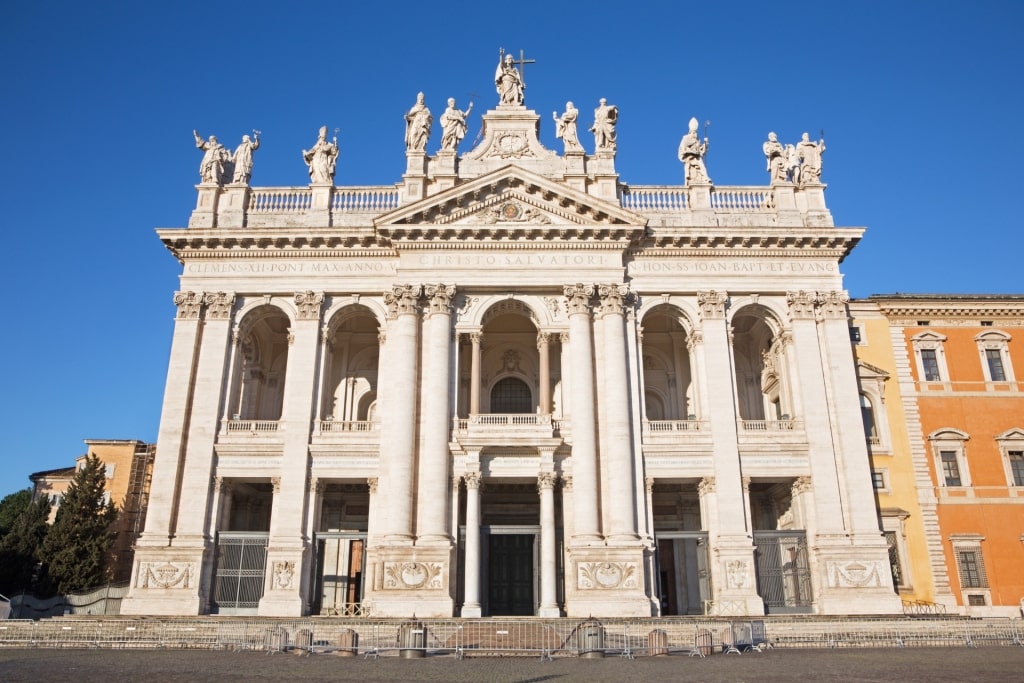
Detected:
left=321, top=303, right=381, bottom=423
left=229, top=303, right=293, bottom=422
left=731, top=303, right=789, bottom=421
left=640, top=303, right=697, bottom=420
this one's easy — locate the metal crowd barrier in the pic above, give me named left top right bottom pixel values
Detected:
left=1, top=616, right=1022, bottom=655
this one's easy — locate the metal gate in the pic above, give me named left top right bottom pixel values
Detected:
left=211, top=532, right=268, bottom=614
left=752, top=531, right=813, bottom=613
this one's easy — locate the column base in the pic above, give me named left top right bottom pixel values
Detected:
left=363, top=545, right=455, bottom=618
left=257, top=547, right=308, bottom=617
left=812, top=537, right=903, bottom=615
left=537, top=604, right=562, bottom=618
left=460, top=603, right=482, bottom=618
left=121, top=545, right=210, bottom=616
left=563, top=545, right=652, bottom=617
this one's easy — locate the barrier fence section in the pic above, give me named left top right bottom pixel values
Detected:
left=0, top=617, right=1022, bottom=655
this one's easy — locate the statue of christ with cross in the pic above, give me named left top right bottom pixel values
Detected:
left=494, top=48, right=534, bottom=106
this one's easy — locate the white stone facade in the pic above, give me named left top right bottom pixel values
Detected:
left=122, top=84, right=901, bottom=618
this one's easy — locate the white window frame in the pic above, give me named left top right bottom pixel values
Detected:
left=911, top=331, right=950, bottom=385
left=974, top=330, right=1014, bottom=384
left=950, top=534, right=990, bottom=612
left=995, top=428, right=1024, bottom=487
left=871, top=468, right=890, bottom=493
left=880, top=509, right=913, bottom=592
left=857, top=361, right=892, bottom=454
left=928, top=428, right=971, bottom=488
left=849, top=323, right=866, bottom=346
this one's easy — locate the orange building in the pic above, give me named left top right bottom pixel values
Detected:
left=30, top=439, right=155, bottom=584
left=871, top=295, right=1024, bottom=616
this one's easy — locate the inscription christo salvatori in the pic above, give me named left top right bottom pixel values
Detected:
left=629, top=260, right=836, bottom=274
left=417, top=253, right=611, bottom=267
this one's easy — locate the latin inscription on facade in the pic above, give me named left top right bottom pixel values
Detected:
left=628, top=260, right=837, bottom=275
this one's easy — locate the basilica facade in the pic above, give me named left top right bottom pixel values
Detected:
left=122, top=64, right=901, bottom=618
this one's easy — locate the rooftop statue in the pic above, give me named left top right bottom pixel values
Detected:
left=303, top=126, right=339, bottom=184
left=193, top=130, right=229, bottom=185
left=785, top=143, right=801, bottom=185
left=678, top=117, right=711, bottom=185
left=404, top=92, right=432, bottom=153
left=796, top=132, right=825, bottom=185
left=494, top=50, right=524, bottom=105
left=763, top=132, right=786, bottom=184
left=589, top=98, right=618, bottom=153
left=553, top=101, right=583, bottom=153
left=440, top=98, right=474, bottom=152
left=231, top=131, right=261, bottom=185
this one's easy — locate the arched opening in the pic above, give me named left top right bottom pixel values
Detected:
left=731, top=307, right=789, bottom=422
left=641, top=306, right=695, bottom=421
left=860, top=394, right=878, bottom=444
left=491, top=377, right=533, bottom=413
left=228, top=306, right=291, bottom=423
left=321, top=306, right=380, bottom=428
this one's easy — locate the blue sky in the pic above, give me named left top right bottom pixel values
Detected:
left=1, top=1, right=1021, bottom=494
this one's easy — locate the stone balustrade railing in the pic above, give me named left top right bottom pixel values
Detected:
left=225, top=419, right=280, bottom=433
left=738, top=419, right=800, bottom=432
left=318, top=420, right=378, bottom=433
left=643, top=419, right=704, bottom=432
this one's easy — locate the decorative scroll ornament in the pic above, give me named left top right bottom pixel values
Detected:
left=202, top=291, right=235, bottom=320
left=792, top=476, right=813, bottom=495
left=578, top=561, right=638, bottom=590
left=827, top=560, right=885, bottom=588
left=696, top=290, right=728, bottom=319
left=787, top=290, right=817, bottom=320
left=726, top=560, right=750, bottom=589
left=537, top=472, right=557, bottom=491
left=463, top=471, right=481, bottom=489
left=173, top=291, right=202, bottom=320
left=137, top=562, right=194, bottom=589
left=272, top=561, right=295, bottom=590
left=487, top=132, right=535, bottom=159
left=563, top=283, right=595, bottom=316
left=294, top=291, right=325, bottom=320
left=383, top=561, right=445, bottom=590
left=384, top=284, right=422, bottom=319
left=424, top=284, right=456, bottom=315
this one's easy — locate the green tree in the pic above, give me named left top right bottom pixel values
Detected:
left=0, top=488, right=33, bottom=540
left=38, top=454, right=117, bottom=595
left=0, top=494, right=51, bottom=595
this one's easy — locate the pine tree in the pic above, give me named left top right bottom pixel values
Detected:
left=38, top=454, right=117, bottom=595
left=0, top=488, right=33, bottom=540
left=0, top=494, right=51, bottom=595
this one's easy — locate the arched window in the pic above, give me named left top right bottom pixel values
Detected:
left=491, top=377, right=532, bottom=413
left=860, top=394, right=878, bottom=443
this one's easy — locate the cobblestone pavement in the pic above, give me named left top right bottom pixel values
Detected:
left=3, top=647, right=1024, bottom=682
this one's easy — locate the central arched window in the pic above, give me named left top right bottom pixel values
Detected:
left=491, top=377, right=532, bottom=413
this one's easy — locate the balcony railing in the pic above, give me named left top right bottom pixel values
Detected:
left=318, top=420, right=378, bottom=433
left=738, top=419, right=799, bottom=431
left=643, top=419, right=704, bottom=433
left=225, top=419, right=280, bottom=433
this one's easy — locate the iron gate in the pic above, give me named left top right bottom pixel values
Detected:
left=212, top=532, right=268, bottom=614
left=752, top=531, right=813, bottom=613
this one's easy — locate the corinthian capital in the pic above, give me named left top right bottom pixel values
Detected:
left=384, top=284, right=422, bottom=319
left=816, top=290, right=850, bottom=320
left=173, top=291, right=202, bottom=320
left=696, top=291, right=728, bottom=320
left=424, top=284, right=457, bottom=315
left=786, top=290, right=817, bottom=320
left=563, top=283, right=594, bottom=316
left=294, top=291, right=325, bottom=320
left=203, top=291, right=235, bottom=320
left=597, top=284, right=632, bottom=317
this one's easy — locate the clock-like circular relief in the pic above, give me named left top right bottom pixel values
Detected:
left=501, top=202, right=522, bottom=220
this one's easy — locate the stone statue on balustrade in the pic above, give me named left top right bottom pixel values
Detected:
left=589, top=98, right=618, bottom=153
left=230, top=131, right=261, bottom=184
left=193, top=130, right=230, bottom=185
left=495, top=51, right=524, bottom=105
left=796, top=132, right=825, bottom=185
left=404, top=92, right=432, bottom=153
left=763, top=132, right=786, bottom=184
left=440, top=98, right=474, bottom=151
left=678, top=117, right=711, bottom=184
left=553, top=102, right=583, bottom=153
left=785, top=144, right=801, bottom=185
left=303, top=126, right=339, bottom=184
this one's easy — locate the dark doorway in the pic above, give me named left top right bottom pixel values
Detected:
left=487, top=534, right=534, bottom=615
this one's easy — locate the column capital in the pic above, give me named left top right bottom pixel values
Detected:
left=561, top=475, right=573, bottom=491
left=216, top=476, right=233, bottom=495
left=173, top=290, right=203, bottom=320
left=645, top=477, right=655, bottom=494
left=366, top=477, right=378, bottom=493
left=537, top=472, right=557, bottom=491
left=792, top=475, right=813, bottom=495
left=536, top=330, right=551, bottom=349
left=696, top=290, right=728, bottom=320
left=463, top=471, right=482, bottom=489
left=559, top=330, right=570, bottom=344
left=470, top=330, right=484, bottom=345
left=271, top=477, right=281, bottom=494
left=294, top=290, right=325, bottom=320
left=597, top=283, right=632, bottom=318
left=424, top=284, right=457, bottom=315
left=563, top=283, right=595, bottom=316
left=685, top=330, right=704, bottom=352
left=816, top=290, right=850, bottom=320
left=384, top=284, right=422, bottom=319
left=698, top=476, right=716, bottom=495
left=203, top=291, right=235, bottom=320
left=312, top=477, right=325, bottom=494
left=786, top=290, right=817, bottom=320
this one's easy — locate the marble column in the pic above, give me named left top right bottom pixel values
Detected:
left=597, top=284, right=639, bottom=542
left=377, top=285, right=421, bottom=543
left=417, top=284, right=456, bottom=544
left=564, top=284, right=601, bottom=543
left=461, top=473, right=482, bottom=617
left=538, top=331, right=552, bottom=414
left=538, top=472, right=560, bottom=616
left=469, top=331, right=483, bottom=415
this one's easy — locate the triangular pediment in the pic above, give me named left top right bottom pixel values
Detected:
left=856, top=360, right=890, bottom=381
left=375, top=165, right=647, bottom=245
